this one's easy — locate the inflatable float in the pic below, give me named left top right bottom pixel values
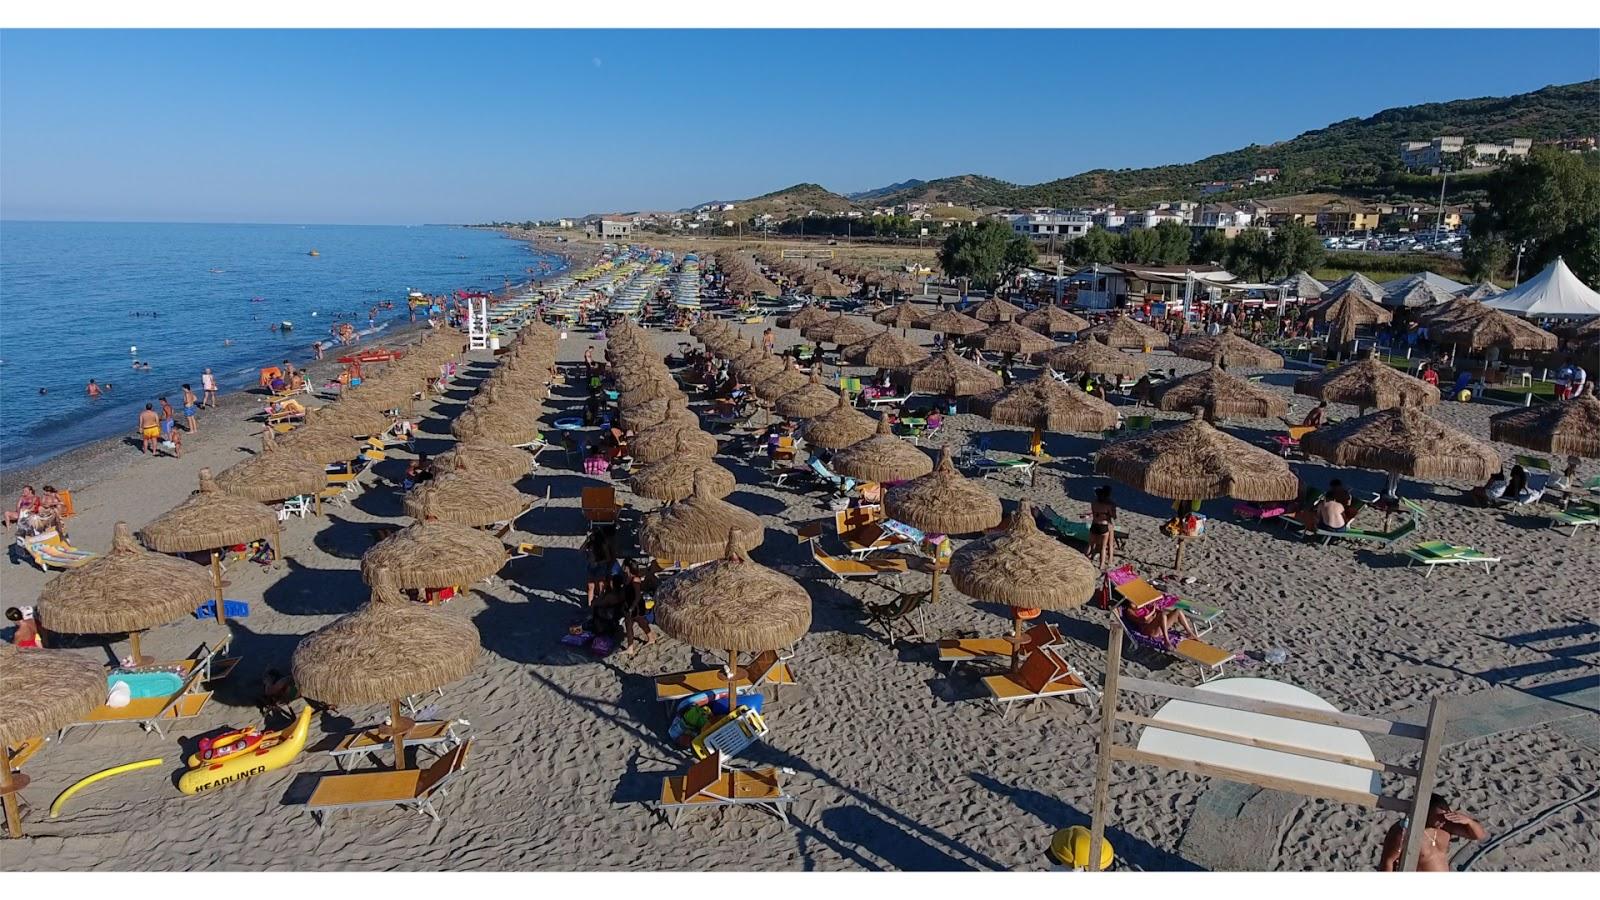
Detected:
left=177, top=705, right=312, bottom=796
left=51, top=757, right=164, bottom=818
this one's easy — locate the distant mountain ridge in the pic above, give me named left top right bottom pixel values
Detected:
left=846, top=179, right=926, bottom=201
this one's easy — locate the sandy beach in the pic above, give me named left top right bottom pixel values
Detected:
left=4, top=297, right=1596, bottom=872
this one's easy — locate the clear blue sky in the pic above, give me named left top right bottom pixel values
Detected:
left=2, top=29, right=1595, bottom=224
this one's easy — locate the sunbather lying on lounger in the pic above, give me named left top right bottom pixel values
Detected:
left=1123, top=602, right=1194, bottom=649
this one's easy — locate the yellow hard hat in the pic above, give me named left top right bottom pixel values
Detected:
left=1049, top=825, right=1114, bottom=870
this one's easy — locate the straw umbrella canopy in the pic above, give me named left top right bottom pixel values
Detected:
left=631, top=455, right=737, bottom=503
left=737, top=352, right=787, bottom=386
left=450, top=406, right=539, bottom=446
left=885, top=447, right=1004, bottom=536
left=950, top=500, right=1099, bottom=670
left=139, top=468, right=280, bottom=626
left=702, top=330, right=745, bottom=357
left=632, top=423, right=718, bottom=465
left=894, top=347, right=1002, bottom=397
left=1174, top=331, right=1285, bottom=370
left=968, top=297, right=1025, bottom=324
left=637, top=475, right=764, bottom=566
left=778, top=305, right=833, bottom=331
left=874, top=302, right=931, bottom=330
left=275, top=419, right=364, bottom=465
left=308, top=400, right=390, bottom=437
left=1416, top=296, right=1490, bottom=329
left=620, top=393, right=696, bottom=433
left=1457, top=281, right=1506, bottom=302
left=1042, top=340, right=1148, bottom=378
left=35, top=522, right=215, bottom=664
left=728, top=338, right=766, bottom=371
left=690, top=318, right=728, bottom=340
left=1294, top=356, right=1441, bottom=414
left=0, top=645, right=108, bottom=836
left=978, top=319, right=1057, bottom=356
left=1302, top=404, right=1501, bottom=496
left=519, top=318, right=560, bottom=342
left=1489, top=384, right=1600, bottom=459
left=881, top=273, right=919, bottom=297
left=808, top=278, right=851, bottom=299
left=1311, top=286, right=1393, bottom=346
left=1085, top=316, right=1169, bottom=351
left=804, top=314, right=873, bottom=347
left=360, top=520, right=507, bottom=590
left=754, top=364, right=810, bottom=402
left=925, top=308, right=986, bottom=336
left=1152, top=366, right=1288, bottom=422
left=1019, top=305, right=1090, bottom=335
left=404, top=466, right=529, bottom=528
left=841, top=329, right=930, bottom=369
left=292, top=582, right=480, bottom=771
left=216, top=430, right=328, bottom=504
left=618, top=376, right=683, bottom=409
left=1433, top=309, right=1558, bottom=354
left=798, top=389, right=879, bottom=450
left=775, top=369, right=842, bottom=419
left=830, top=415, right=934, bottom=483
left=431, top=440, right=531, bottom=481
left=653, top=531, right=811, bottom=717
left=974, top=373, right=1119, bottom=434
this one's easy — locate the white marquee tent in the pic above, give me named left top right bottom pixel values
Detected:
left=1485, top=257, right=1600, bottom=319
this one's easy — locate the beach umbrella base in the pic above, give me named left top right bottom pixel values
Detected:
left=373, top=700, right=416, bottom=770
left=2, top=753, right=30, bottom=838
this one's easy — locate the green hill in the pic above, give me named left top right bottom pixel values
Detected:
left=736, top=182, right=857, bottom=219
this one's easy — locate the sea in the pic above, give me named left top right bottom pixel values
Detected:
left=0, top=222, right=564, bottom=470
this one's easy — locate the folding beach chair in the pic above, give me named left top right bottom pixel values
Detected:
left=14, top=530, right=96, bottom=571
left=830, top=507, right=909, bottom=558
left=305, top=739, right=473, bottom=831
left=1403, top=541, right=1502, bottom=577
left=656, top=750, right=794, bottom=827
left=581, top=486, right=622, bottom=529
left=691, top=706, right=769, bottom=761
left=980, top=647, right=1093, bottom=719
left=807, top=458, right=857, bottom=496
left=1272, top=424, right=1316, bottom=457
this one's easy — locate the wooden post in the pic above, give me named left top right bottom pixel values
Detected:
left=1398, top=698, right=1450, bottom=872
left=210, top=551, right=227, bottom=627
left=1, top=745, right=22, bottom=838
left=391, top=699, right=407, bottom=771
left=726, top=647, right=739, bottom=718
left=128, top=630, right=150, bottom=666
left=1088, top=615, right=1125, bottom=870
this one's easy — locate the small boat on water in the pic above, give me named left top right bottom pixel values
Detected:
left=307, top=250, right=320, bottom=257
left=280, top=321, right=294, bottom=331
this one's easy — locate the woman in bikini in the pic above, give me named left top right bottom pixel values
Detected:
left=1089, top=485, right=1118, bottom=569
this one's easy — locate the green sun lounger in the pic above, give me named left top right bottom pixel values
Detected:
left=1403, top=541, right=1500, bottom=577
left=1317, top=516, right=1417, bottom=547
left=1040, top=506, right=1128, bottom=545
left=1549, top=503, right=1599, bottom=537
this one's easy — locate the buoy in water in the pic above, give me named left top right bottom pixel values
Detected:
left=129, top=346, right=138, bottom=354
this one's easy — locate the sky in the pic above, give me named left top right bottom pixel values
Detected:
left=1, top=29, right=1596, bottom=224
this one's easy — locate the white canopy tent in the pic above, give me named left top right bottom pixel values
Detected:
left=1485, top=257, right=1600, bottom=319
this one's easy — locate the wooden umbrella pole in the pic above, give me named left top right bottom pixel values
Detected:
left=391, top=699, right=407, bottom=771
left=210, top=551, right=227, bottom=627
left=1, top=746, right=22, bottom=838
left=726, top=647, right=740, bottom=718
left=1011, top=613, right=1024, bottom=674
left=129, top=630, right=148, bottom=666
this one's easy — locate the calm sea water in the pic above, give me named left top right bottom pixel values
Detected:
left=0, top=222, right=562, bottom=469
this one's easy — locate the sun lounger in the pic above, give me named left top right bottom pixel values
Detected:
left=980, top=648, right=1092, bottom=718
left=1271, top=425, right=1316, bottom=456
left=1548, top=503, right=1599, bottom=536
left=581, top=486, right=622, bottom=528
left=152, top=641, right=240, bottom=685
left=1039, top=505, right=1128, bottom=545
left=1104, top=565, right=1224, bottom=636
left=938, top=637, right=1013, bottom=671
left=60, top=664, right=213, bottom=739
left=1118, top=609, right=1238, bottom=682
left=654, top=650, right=797, bottom=703
left=808, top=458, right=858, bottom=496
left=8, top=736, right=45, bottom=769
left=807, top=539, right=909, bottom=586
left=1403, top=541, right=1502, bottom=576
left=327, top=720, right=464, bottom=771
left=831, top=507, right=910, bottom=557
left=1317, top=516, right=1418, bottom=547
left=305, top=740, right=472, bottom=830
left=656, top=750, right=793, bottom=826
left=14, top=530, right=96, bottom=571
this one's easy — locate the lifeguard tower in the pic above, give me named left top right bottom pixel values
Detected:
left=466, top=297, right=490, bottom=350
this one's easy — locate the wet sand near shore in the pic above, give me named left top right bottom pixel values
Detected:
left=4, top=301, right=1595, bottom=872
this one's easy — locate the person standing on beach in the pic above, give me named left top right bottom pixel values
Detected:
left=86, top=378, right=100, bottom=398
left=313, top=340, right=324, bottom=360
left=138, top=404, right=160, bottom=454
left=201, top=368, right=218, bottom=408
left=1379, top=794, right=1486, bottom=871
left=182, top=384, right=200, bottom=433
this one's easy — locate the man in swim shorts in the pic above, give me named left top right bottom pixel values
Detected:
left=138, top=404, right=160, bottom=454
left=182, top=384, right=200, bottom=433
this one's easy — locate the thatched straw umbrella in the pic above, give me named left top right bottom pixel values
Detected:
left=631, top=455, right=737, bottom=503
left=360, top=520, right=507, bottom=591
left=216, top=430, right=328, bottom=509
left=841, top=329, right=929, bottom=369
left=620, top=393, right=696, bottom=433
left=0, top=645, right=107, bottom=837
left=884, top=447, right=1004, bottom=607
left=690, top=318, right=727, bottom=340
left=974, top=372, right=1119, bottom=436
left=653, top=531, right=811, bottom=718
left=829, top=415, right=933, bottom=483
left=874, top=303, right=931, bottom=330
left=633, top=424, right=718, bottom=465
left=969, top=297, right=1025, bottom=324
left=978, top=319, right=1056, bottom=356
left=798, top=389, right=879, bottom=450
left=950, top=500, right=1098, bottom=670
left=275, top=418, right=363, bottom=466
left=292, top=582, right=479, bottom=771
left=894, top=347, right=1002, bottom=397
left=404, top=465, right=529, bottom=528
left=1175, top=331, right=1285, bottom=370
left=1489, top=384, right=1600, bottom=459
left=1042, top=341, right=1147, bottom=378
left=35, top=522, right=214, bottom=665
left=754, top=364, right=809, bottom=402
left=1302, top=404, right=1501, bottom=497
left=637, top=475, right=764, bottom=567
left=1416, top=296, right=1490, bottom=329
left=1152, top=366, right=1289, bottom=423
left=728, top=338, right=765, bottom=372
left=1019, top=306, right=1089, bottom=336
left=618, top=376, right=683, bottom=410
left=432, top=440, right=530, bottom=482
left=925, top=309, right=986, bottom=336
left=140, top=469, right=280, bottom=626
left=804, top=314, right=873, bottom=348
left=808, top=278, right=851, bottom=300
left=702, top=330, right=745, bottom=357
left=1457, top=281, right=1506, bottom=301
left=1310, top=289, right=1393, bottom=347
left=1294, top=355, right=1440, bottom=414
left=307, top=399, right=391, bottom=437
left=1085, top=316, right=1169, bottom=351
left=737, top=352, right=787, bottom=386
left=1433, top=309, right=1558, bottom=355
left=450, top=406, right=540, bottom=446
left=1094, top=417, right=1299, bottom=567
left=778, top=305, right=832, bottom=331
left=775, top=369, right=842, bottom=420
